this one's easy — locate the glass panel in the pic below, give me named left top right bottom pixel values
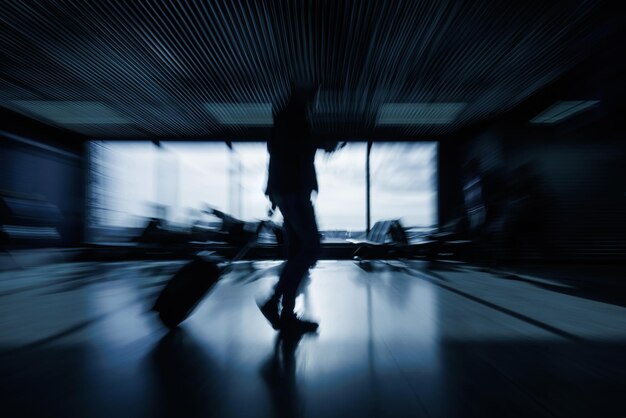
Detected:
left=231, top=142, right=271, bottom=221
left=160, top=141, right=229, bottom=223
left=87, top=140, right=230, bottom=242
left=87, top=141, right=157, bottom=241
left=370, top=142, right=438, bottom=240
left=315, top=143, right=366, bottom=238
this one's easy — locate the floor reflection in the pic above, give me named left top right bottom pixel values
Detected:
left=147, top=329, right=225, bottom=418
left=260, top=331, right=317, bottom=418
left=1, top=260, right=626, bottom=417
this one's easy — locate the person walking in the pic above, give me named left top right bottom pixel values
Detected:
left=258, top=84, right=331, bottom=334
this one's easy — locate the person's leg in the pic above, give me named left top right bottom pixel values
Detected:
left=285, top=217, right=302, bottom=259
left=259, top=195, right=304, bottom=329
left=259, top=193, right=320, bottom=332
left=270, top=216, right=300, bottom=302
left=278, top=194, right=320, bottom=314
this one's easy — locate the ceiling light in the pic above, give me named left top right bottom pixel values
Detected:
left=205, top=103, right=272, bottom=126
left=530, top=100, right=600, bottom=124
left=9, top=101, right=130, bottom=124
left=376, top=103, right=466, bottom=126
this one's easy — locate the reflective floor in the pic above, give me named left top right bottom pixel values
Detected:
left=1, top=259, right=625, bottom=418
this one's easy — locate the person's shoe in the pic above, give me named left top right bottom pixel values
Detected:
left=280, top=312, right=319, bottom=335
left=257, top=298, right=281, bottom=330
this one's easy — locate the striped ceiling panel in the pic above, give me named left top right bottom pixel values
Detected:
left=0, top=0, right=614, bottom=139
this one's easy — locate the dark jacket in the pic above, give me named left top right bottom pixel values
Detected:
left=265, top=99, right=318, bottom=197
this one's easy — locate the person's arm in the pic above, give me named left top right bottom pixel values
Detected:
left=318, top=138, right=346, bottom=153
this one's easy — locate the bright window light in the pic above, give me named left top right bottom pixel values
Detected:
left=86, top=140, right=439, bottom=243
left=371, top=142, right=438, bottom=229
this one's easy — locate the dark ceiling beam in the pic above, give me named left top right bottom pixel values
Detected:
left=0, top=106, right=87, bottom=153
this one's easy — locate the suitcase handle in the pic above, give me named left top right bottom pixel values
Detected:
left=205, top=220, right=266, bottom=273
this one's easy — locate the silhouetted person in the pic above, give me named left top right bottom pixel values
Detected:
left=258, top=85, right=326, bottom=334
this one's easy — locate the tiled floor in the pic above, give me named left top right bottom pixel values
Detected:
left=1, top=259, right=625, bottom=417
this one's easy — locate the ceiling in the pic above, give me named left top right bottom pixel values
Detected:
left=0, top=0, right=620, bottom=140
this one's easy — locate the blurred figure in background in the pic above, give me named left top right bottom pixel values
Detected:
left=258, top=83, right=337, bottom=334
left=462, top=158, right=506, bottom=265
left=503, top=162, right=547, bottom=259
left=462, top=158, right=486, bottom=236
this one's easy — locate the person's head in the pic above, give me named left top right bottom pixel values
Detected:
left=273, top=80, right=318, bottom=116
left=288, top=80, right=318, bottom=107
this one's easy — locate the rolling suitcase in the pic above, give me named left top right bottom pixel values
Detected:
left=152, top=235, right=257, bottom=329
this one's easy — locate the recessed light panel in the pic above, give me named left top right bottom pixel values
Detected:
left=530, top=100, right=600, bottom=124
left=376, top=103, right=466, bottom=126
left=10, top=101, right=130, bottom=124
left=205, top=103, right=273, bottom=126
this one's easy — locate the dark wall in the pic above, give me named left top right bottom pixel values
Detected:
left=450, top=26, right=626, bottom=262
left=0, top=133, right=85, bottom=246
left=462, top=124, right=625, bottom=261
left=512, top=137, right=624, bottom=260
left=437, top=138, right=467, bottom=228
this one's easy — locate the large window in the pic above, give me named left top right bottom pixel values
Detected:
left=87, top=140, right=437, bottom=243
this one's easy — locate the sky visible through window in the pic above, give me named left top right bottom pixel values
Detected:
left=88, top=140, right=437, bottom=240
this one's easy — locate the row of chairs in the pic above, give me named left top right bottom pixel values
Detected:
left=350, top=219, right=471, bottom=261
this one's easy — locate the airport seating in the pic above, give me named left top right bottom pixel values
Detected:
left=0, top=191, right=63, bottom=248
left=350, top=218, right=473, bottom=261
left=424, top=217, right=473, bottom=260
left=349, top=219, right=414, bottom=259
